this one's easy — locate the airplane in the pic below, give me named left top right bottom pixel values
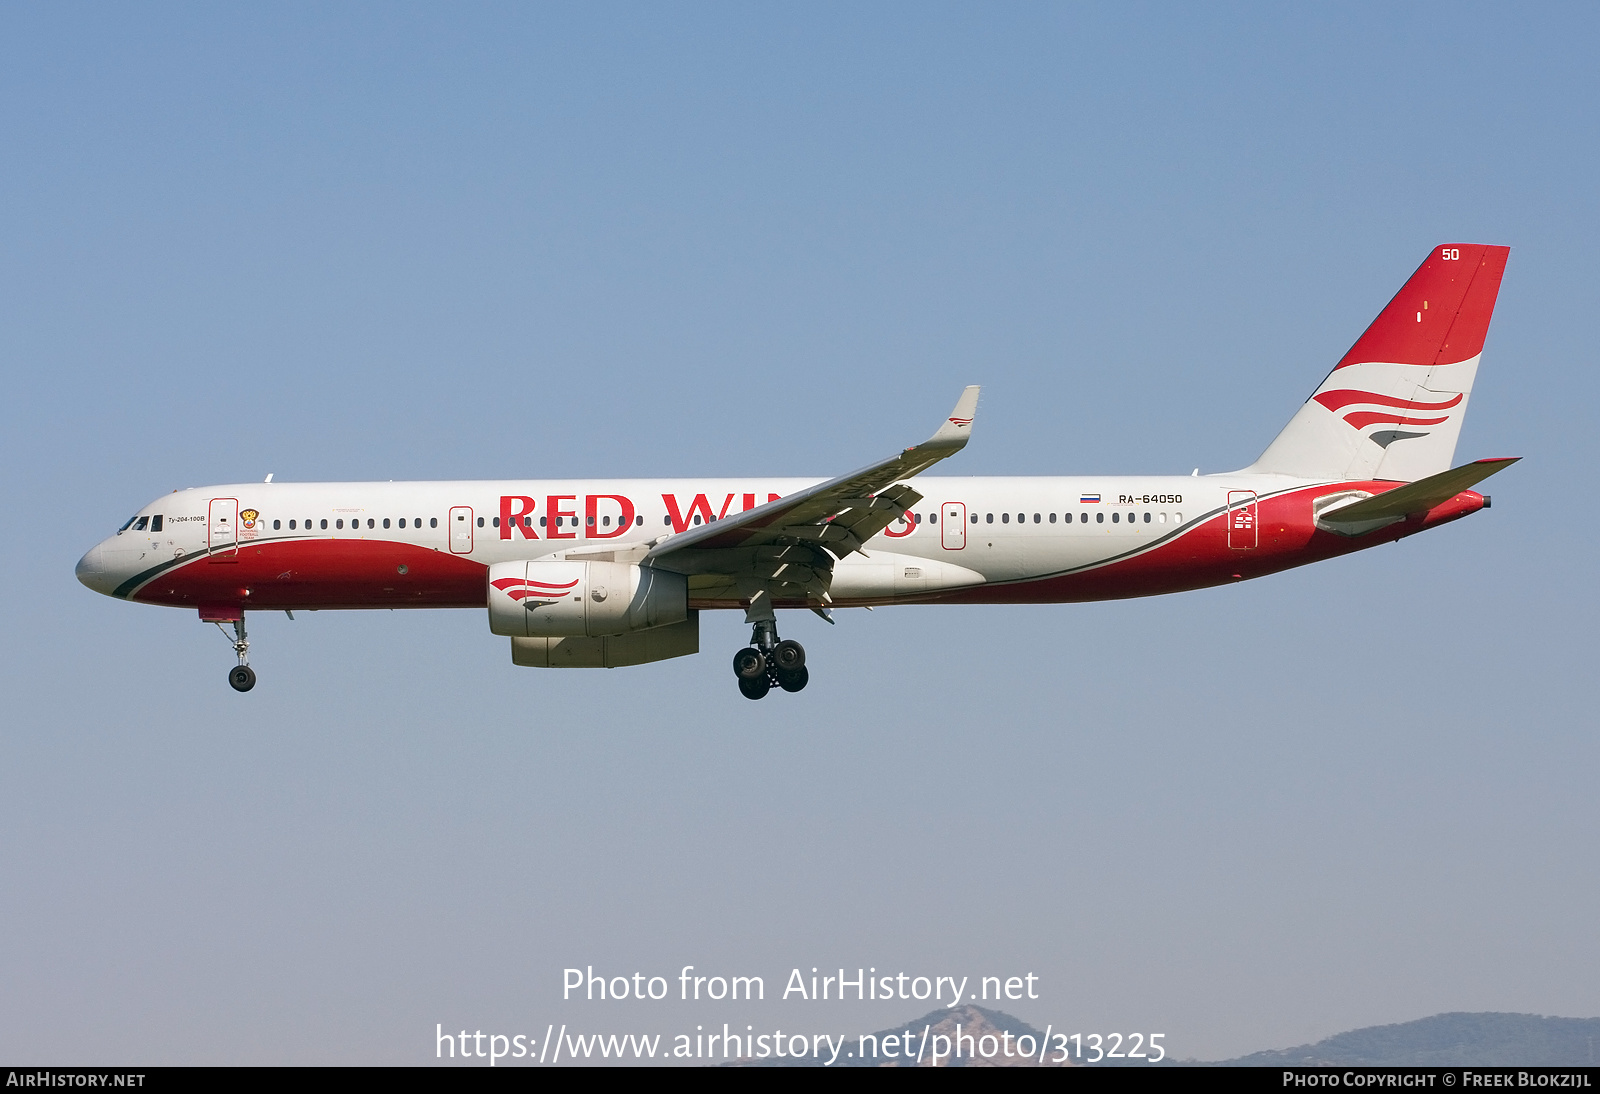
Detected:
left=76, top=243, right=1516, bottom=699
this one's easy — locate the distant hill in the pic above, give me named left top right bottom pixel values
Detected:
left=1207, top=1012, right=1600, bottom=1068
left=740, top=1008, right=1600, bottom=1067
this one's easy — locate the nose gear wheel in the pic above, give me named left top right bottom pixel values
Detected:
left=214, top=616, right=256, bottom=692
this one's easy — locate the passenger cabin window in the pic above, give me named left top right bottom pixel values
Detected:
left=382, top=518, right=390, bottom=529
left=430, top=517, right=438, bottom=528
left=1001, top=513, right=1009, bottom=523
left=398, top=518, right=406, bottom=528
left=1049, top=513, right=1057, bottom=523
left=490, top=517, right=498, bottom=527
left=986, top=513, right=993, bottom=524
left=273, top=519, right=281, bottom=530
left=321, top=519, right=328, bottom=530
left=1097, top=512, right=1104, bottom=524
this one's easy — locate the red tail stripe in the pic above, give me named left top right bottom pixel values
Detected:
left=1314, top=389, right=1463, bottom=413
left=1342, top=411, right=1451, bottom=430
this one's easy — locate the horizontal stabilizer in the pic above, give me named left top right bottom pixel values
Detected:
left=1320, top=457, right=1519, bottom=526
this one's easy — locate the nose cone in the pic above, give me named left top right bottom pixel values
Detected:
left=76, top=542, right=118, bottom=596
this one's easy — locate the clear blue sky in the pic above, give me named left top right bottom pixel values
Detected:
left=2, top=2, right=1596, bottom=1063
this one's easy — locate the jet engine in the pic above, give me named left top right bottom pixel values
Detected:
left=487, top=559, right=687, bottom=638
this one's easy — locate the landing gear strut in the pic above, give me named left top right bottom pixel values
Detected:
left=215, top=616, right=256, bottom=692
left=732, top=618, right=807, bottom=700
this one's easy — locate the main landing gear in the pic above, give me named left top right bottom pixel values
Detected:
left=732, top=619, right=807, bottom=700
left=215, top=616, right=256, bottom=692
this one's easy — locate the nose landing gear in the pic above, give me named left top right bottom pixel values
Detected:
left=214, top=616, right=256, bottom=692
left=732, top=619, right=807, bottom=700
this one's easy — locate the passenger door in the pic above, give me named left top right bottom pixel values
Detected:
left=208, top=498, right=239, bottom=562
left=941, top=502, right=966, bottom=550
left=1227, top=491, right=1258, bottom=549
left=449, top=506, right=474, bottom=554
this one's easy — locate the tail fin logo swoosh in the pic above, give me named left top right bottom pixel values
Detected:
left=1313, top=389, right=1463, bottom=414
left=1313, top=388, right=1462, bottom=447
left=490, top=576, right=580, bottom=603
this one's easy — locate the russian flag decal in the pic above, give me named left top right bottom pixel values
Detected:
left=1080, top=493, right=1101, bottom=503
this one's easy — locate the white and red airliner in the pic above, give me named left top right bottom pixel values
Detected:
left=77, top=244, right=1516, bottom=698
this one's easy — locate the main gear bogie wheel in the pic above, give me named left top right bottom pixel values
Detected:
left=738, top=674, right=772, bottom=700
left=733, top=647, right=767, bottom=680
left=775, top=665, right=809, bottom=693
left=772, top=639, right=806, bottom=672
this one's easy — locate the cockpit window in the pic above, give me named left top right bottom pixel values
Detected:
left=151, top=515, right=163, bottom=532
left=119, top=516, right=137, bottom=532
left=133, top=516, right=149, bottom=531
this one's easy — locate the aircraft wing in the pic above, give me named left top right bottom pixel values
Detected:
left=642, top=387, right=979, bottom=596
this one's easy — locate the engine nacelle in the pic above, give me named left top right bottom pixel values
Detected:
left=488, top=560, right=687, bottom=638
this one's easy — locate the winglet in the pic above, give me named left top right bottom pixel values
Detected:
left=922, top=385, right=981, bottom=452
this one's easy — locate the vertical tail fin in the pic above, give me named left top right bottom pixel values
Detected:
left=1249, top=244, right=1510, bottom=482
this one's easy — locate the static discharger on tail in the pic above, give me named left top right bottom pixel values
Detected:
left=76, top=246, right=1517, bottom=698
